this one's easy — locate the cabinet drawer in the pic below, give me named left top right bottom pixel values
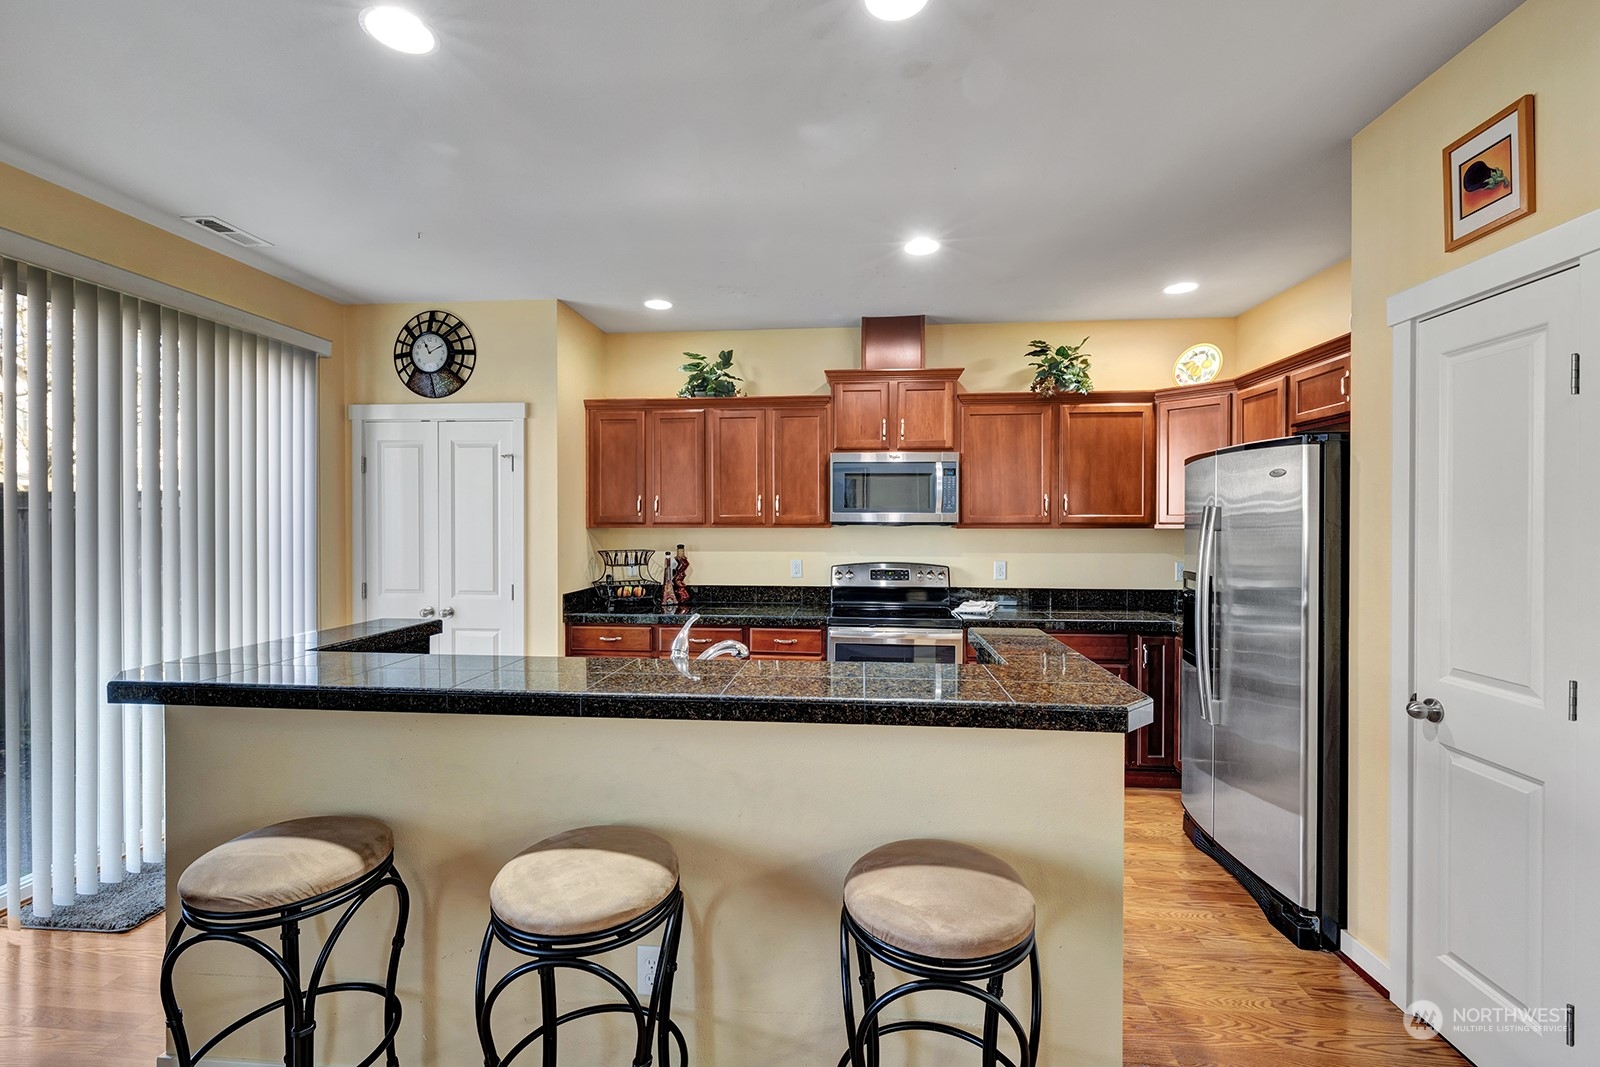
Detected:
left=568, top=624, right=655, bottom=655
left=748, top=627, right=825, bottom=656
left=1052, top=633, right=1133, bottom=665
left=652, top=625, right=745, bottom=655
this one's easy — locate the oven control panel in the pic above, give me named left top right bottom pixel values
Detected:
left=830, top=562, right=950, bottom=589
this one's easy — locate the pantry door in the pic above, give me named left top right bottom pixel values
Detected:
left=355, top=406, right=524, bottom=656
left=1409, top=269, right=1582, bottom=1066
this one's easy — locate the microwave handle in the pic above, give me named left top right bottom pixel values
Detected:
left=935, top=461, right=946, bottom=515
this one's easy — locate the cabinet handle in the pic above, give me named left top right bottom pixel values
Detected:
left=900, top=417, right=905, bottom=442
left=773, top=638, right=799, bottom=645
left=440, top=607, right=455, bottom=619
left=1043, top=494, right=1049, bottom=515
left=654, top=495, right=660, bottom=515
left=881, top=417, right=887, bottom=442
left=1339, top=371, right=1349, bottom=398
left=598, top=636, right=623, bottom=643
left=757, top=493, right=763, bottom=516
left=775, top=494, right=781, bottom=518
left=636, top=495, right=642, bottom=516
left=1062, top=493, right=1069, bottom=515
left=419, top=607, right=436, bottom=618
left=690, top=637, right=713, bottom=645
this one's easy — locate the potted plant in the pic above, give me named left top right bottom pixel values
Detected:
left=678, top=349, right=743, bottom=398
left=1025, top=337, right=1093, bottom=396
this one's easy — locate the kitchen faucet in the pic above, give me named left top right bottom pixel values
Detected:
left=670, top=613, right=750, bottom=664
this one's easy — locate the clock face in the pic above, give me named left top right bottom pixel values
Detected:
left=394, top=311, right=475, bottom=398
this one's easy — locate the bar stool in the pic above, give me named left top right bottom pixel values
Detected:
left=838, top=839, right=1041, bottom=1067
left=159, top=815, right=410, bottom=1067
left=475, top=826, right=687, bottom=1067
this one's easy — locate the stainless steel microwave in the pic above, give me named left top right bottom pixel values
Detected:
left=829, top=452, right=959, bottom=525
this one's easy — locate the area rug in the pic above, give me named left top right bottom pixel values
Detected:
left=19, top=863, right=164, bottom=932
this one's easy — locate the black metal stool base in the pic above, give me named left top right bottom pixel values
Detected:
left=475, top=887, right=687, bottom=1067
left=838, top=908, right=1041, bottom=1067
left=160, top=856, right=410, bottom=1067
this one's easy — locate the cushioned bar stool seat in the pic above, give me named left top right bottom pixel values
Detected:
left=839, top=839, right=1042, bottom=1067
left=476, top=826, right=688, bottom=1067
left=160, top=815, right=410, bottom=1067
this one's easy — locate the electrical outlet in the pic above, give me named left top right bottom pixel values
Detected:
left=790, top=559, right=803, bottom=578
left=638, top=944, right=661, bottom=996
left=993, top=561, right=1007, bottom=580
left=1175, top=561, right=1185, bottom=583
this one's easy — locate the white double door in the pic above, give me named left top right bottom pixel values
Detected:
left=359, top=415, right=523, bottom=655
left=1410, top=268, right=1589, bottom=1065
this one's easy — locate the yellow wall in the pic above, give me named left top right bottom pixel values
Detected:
left=1347, top=0, right=1600, bottom=961
left=555, top=303, right=605, bottom=605
left=1233, top=260, right=1352, bottom=375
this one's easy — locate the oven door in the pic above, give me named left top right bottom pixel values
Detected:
left=826, top=626, right=966, bottom=663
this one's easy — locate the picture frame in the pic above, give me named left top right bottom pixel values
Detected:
left=1443, top=95, right=1535, bottom=252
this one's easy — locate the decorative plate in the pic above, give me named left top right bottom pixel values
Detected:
left=1173, top=343, right=1223, bottom=386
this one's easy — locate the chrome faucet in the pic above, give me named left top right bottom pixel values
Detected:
left=670, top=613, right=750, bottom=664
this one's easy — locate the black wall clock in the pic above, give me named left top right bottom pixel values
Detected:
left=393, top=310, right=476, bottom=398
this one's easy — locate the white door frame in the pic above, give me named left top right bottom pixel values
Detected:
left=1387, top=207, right=1600, bottom=1010
left=348, top=403, right=527, bottom=644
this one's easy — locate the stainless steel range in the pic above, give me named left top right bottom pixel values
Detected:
left=825, top=562, right=966, bottom=663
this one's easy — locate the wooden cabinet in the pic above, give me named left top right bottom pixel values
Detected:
left=1234, top=377, right=1287, bottom=444
left=648, top=410, right=706, bottom=525
left=958, top=399, right=1054, bottom=526
left=708, top=401, right=831, bottom=528
left=566, top=623, right=826, bottom=661
left=708, top=408, right=768, bottom=525
left=1054, top=631, right=1181, bottom=787
left=747, top=627, right=825, bottom=659
left=586, top=410, right=648, bottom=526
left=826, top=369, right=961, bottom=451
left=1058, top=403, right=1155, bottom=526
left=567, top=623, right=655, bottom=656
left=1288, top=352, right=1351, bottom=428
left=1155, top=387, right=1232, bottom=527
left=651, top=625, right=744, bottom=657
left=769, top=405, right=830, bottom=526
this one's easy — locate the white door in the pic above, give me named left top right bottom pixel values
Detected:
left=1411, top=269, right=1582, bottom=1065
left=360, top=417, right=523, bottom=655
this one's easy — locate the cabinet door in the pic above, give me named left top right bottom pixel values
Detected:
left=770, top=406, right=830, bottom=526
left=1129, top=636, right=1181, bottom=781
left=958, top=401, right=1053, bottom=526
left=1234, top=377, right=1287, bottom=444
left=832, top=380, right=891, bottom=450
left=1287, top=352, right=1351, bottom=427
left=1058, top=403, right=1155, bottom=526
left=647, top=409, right=707, bottom=525
left=567, top=623, right=655, bottom=656
left=708, top=408, right=769, bottom=525
left=587, top=409, right=647, bottom=526
left=894, top=379, right=956, bottom=450
left=1155, top=390, right=1231, bottom=527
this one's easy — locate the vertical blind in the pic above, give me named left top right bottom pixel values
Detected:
left=0, top=258, right=318, bottom=923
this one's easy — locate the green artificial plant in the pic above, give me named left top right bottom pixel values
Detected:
left=678, top=349, right=743, bottom=398
left=1025, top=337, right=1093, bottom=396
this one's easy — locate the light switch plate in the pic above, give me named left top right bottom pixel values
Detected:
left=993, top=561, right=1007, bottom=580
left=790, top=559, right=803, bottom=578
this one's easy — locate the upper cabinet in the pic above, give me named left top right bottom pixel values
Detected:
left=1232, top=336, right=1351, bottom=444
left=1233, top=378, right=1287, bottom=445
left=1287, top=351, right=1351, bottom=428
left=825, top=369, right=961, bottom=451
left=958, top=395, right=1155, bottom=528
left=589, top=398, right=828, bottom=530
left=1154, top=387, right=1232, bottom=527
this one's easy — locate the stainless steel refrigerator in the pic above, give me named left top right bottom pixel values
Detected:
left=1181, top=434, right=1347, bottom=950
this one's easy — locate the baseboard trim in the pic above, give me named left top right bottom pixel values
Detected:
left=157, top=1057, right=267, bottom=1067
left=1336, top=934, right=1392, bottom=1000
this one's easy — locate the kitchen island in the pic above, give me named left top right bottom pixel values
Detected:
left=112, top=621, right=1149, bottom=1067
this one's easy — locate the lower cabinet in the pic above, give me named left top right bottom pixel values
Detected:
left=1053, top=632, right=1181, bottom=788
left=564, top=623, right=825, bottom=661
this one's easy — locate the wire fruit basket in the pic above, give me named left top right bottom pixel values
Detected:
left=592, top=549, right=662, bottom=610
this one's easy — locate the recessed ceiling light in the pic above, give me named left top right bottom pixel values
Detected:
left=1163, top=281, right=1200, bottom=295
left=359, top=6, right=437, bottom=55
left=904, top=237, right=941, bottom=256
left=866, top=0, right=930, bottom=20
left=644, top=299, right=673, bottom=311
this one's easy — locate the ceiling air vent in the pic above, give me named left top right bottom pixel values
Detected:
left=180, top=215, right=273, bottom=248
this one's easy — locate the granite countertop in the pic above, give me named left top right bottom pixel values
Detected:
left=566, top=603, right=831, bottom=628
left=109, top=619, right=1153, bottom=734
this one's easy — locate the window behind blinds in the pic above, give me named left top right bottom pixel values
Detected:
left=0, top=258, right=317, bottom=921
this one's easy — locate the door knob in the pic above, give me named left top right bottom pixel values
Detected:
left=420, top=607, right=436, bottom=618
left=1406, top=693, right=1444, bottom=723
left=440, top=607, right=455, bottom=618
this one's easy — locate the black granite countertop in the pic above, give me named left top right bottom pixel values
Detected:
left=566, top=603, right=832, bottom=628
left=109, top=619, right=1153, bottom=733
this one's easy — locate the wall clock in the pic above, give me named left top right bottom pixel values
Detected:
left=394, top=310, right=476, bottom=398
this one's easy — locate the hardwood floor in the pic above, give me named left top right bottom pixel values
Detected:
left=1125, top=789, right=1469, bottom=1066
left=0, top=793, right=1472, bottom=1066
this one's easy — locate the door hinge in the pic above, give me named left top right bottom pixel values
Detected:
left=1572, top=353, right=1581, bottom=395
left=1570, top=680, right=1578, bottom=721
left=361, top=582, right=367, bottom=600
left=1567, top=1003, right=1575, bottom=1047
left=361, top=456, right=367, bottom=475
left=511, top=583, right=516, bottom=602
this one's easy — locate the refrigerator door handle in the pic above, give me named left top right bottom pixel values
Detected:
left=1195, top=502, right=1218, bottom=724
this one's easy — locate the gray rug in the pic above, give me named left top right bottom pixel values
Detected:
left=20, top=863, right=165, bottom=932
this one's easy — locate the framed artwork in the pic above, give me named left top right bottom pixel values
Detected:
left=1443, top=95, right=1535, bottom=252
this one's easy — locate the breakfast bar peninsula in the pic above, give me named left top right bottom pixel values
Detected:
left=111, top=621, right=1149, bottom=1067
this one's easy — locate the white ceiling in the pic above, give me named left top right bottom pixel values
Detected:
left=0, top=0, right=1522, bottom=332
